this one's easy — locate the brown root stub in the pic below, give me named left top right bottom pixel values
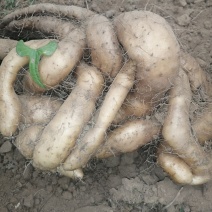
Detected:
left=113, top=10, right=180, bottom=123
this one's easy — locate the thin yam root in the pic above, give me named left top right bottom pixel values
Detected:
left=0, top=40, right=51, bottom=136
left=161, top=69, right=211, bottom=183
left=33, top=63, right=104, bottom=170
left=6, top=16, right=86, bottom=93
left=62, top=60, right=136, bottom=171
left=0, top=3, right=95, bottom=28
left=96, top=119, right=161, bottom=158
left=113, top=11, right=180, bottom=123
left=0, top=38, right=17, bottom=60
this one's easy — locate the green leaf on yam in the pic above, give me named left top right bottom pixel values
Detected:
left=16, top=40, right=58, bottom=88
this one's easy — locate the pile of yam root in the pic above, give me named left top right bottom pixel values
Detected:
left=0, top=3, right=211, bottom=185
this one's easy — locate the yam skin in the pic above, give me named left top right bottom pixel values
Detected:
left=7, top=16, right=86, bottom=92
left=0, top=3, right=95, bottom=28
left=19, top=95, right=62, bottom=125
left=33, top=63, right=104, bottom=170
left=86, top=14, right=122, bottom=77
left=113, top=11, right=180, bottom=123
left=157, top=144, right=211, bottom=185
left=162, top=69, right=211, bottom=181
left=62, top=60, right=136, bottom=171
left=0, top=38, right=17, bottom=60
left=96, top=119, right=161, bottom=158
left=0, top=40, right=51, bottom=136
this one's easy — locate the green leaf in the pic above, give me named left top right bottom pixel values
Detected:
left=16, top=40, right=58, bottom=89
left=16, top=40, right=35, bottom=57
left=37, top=41, right=58, bottom=56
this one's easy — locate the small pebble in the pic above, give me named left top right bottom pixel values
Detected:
left=0, top=141, right=12, bottom=153
left=105, top=10, right=116, bottom=18
left=177, top=14, right=191, bottom=26
left=62, top=191, right=73, bottom=200
left=178, top=0, right=187, bottom=6
left=23, top=194, right=34, bottom=208
left=204, top=21, right=212, bottom=30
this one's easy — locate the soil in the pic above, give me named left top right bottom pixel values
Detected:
left=0, top=0, right=212, bottom=211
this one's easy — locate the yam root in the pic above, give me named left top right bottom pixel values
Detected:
left=161, top=69, right=211, bottom=183
left=0, top=3, right=95, bottom=28
left=0, top=40, right=51, bottom=136
left=86, top=14, right=122, bottom=77
left=33, top=63, right=104, bottom=170
left=96, top=119, right=161, bottom=158
left=158, top=144, right=211, bottom=185
left=62, top=60, right=136, bottom=171
left=113, top=11, right=180, bottom=123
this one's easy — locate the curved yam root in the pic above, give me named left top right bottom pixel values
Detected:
left=158, top=144, right=211, bottom=185
left=7, top=16, right=86, bottom=93
left=0, top=3, right=94, bottom=28
left=0, top=40, right=51, bottom=136
left=62, top=60, right=136, bottom=171
left=161, top=69, right=211, bottom=184
left=113, top=11, right=180, bottom=123
left=86, top=14, right=122, bottom=77
left=33, top=63, right=104, bottom=170
left=0, top=38, right=17, bottom=60
left=96, top=119, right=161, bottom=158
